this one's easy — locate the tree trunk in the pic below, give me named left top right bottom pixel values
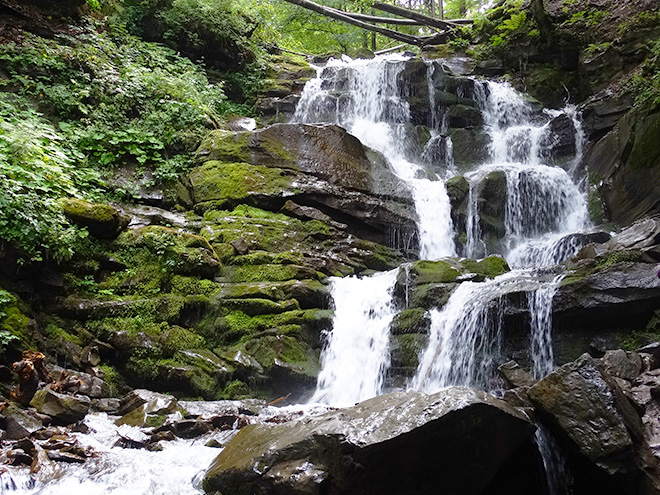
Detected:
left=373, top=2, right=462, bottom=29
left=279, top=0, right=424, bottom=45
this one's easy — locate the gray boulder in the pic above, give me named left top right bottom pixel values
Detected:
left=203, top=388, right=536, bottom=495
left=29, top=386, right=90, bottom=425
left=527, top=354, right=647, bottom=475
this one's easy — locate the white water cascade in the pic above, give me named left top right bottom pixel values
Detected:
left=303, top=55, right=588, bottom=405
left=464, top=82, right=589, bottom=268
left=310, top=270, right=398, bottom=407
left=295, top=55, right=456, bottom=260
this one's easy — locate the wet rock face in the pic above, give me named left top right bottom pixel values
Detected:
left=203, top=388, right=538, bottom=495
left=554, top=262, right=660, bottom=333
left=528, top=354, right=638, bottom=472
left=585, top=109, right=660, bottom=226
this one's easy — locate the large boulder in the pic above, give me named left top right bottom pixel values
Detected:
left=194, top=124, right=408, bottom=200
left=29, top=386, right=90, bottom=425
left=60, top=198, right=129, bottom=239
left=528, top=354, right=660, bottom=491
left=187, top=124, right=417, bottom=246
left=203, top=388, right=538, bottom=495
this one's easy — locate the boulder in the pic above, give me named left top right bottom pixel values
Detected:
left=498, top=360, right=537, bottom=388
left=60, top=198, right=129, bottom=239
left=527, top=354, right=645, bottom=474
left=29, top=386, right=90, bottom=425
left=1, top=404, right=44, bottom=440
left=117, top=389, right=179, bottom=417
left=50, top=366, right=110, bottom=399
left=203, top=388, right=537, bottom=495
left=598, top=350, right=643, bottom=382
left=195, top=124, right=409, bottom=201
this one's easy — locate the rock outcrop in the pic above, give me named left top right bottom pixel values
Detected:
left=203, top=388, right=538, bottom=495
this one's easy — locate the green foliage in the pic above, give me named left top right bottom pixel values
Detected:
left=625, top=37, right=660, bottom=110
left=0, top=94, right=94, bottom=260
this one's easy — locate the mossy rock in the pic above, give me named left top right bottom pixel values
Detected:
left=237, top=334, right=320, bottom=379
left=223, top=264, right=319, bottom=283
left=462, top=256, right=510, bottom=281
left=175, top=348, right=234, bottom=381
left=203, top=308, right=333, bottom=346
left=201, top=207, right=332, bottom=256
left=160, top=326, right=206, bottom=357
left=390, top=308, right=431, bottom=335
left=219, top=298, right=300, bottom=316
left=118, top=226, right=220, bottom=279
left=446, top=175, right=470, bottom=205
left=188, top=161, right=293, bottom=209
left=390, top=333, right=428, bottom=368
left=450, top=128, right=492, bottom=170
left=408, top=283, right=457, bottom=309
left=218, top=279, right=330, bottom=309
left=61, top=198, right=129, bottom=239
left=0, top=288, right=30, bottom=345
left=404, top=260, right=462, bottom=285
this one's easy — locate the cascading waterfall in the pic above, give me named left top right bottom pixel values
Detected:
left=410, top=270, right=562, bottom=393
left=295, top=55, right=456, bottom=261
left=304, top=55, right=587, bottom=416
left=298, top=55, right=457, bottom=406
left=463, top=81, right=589, bottom=267
left=310, top=270, right=398, bottom=407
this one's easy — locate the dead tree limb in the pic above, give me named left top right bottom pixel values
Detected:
left=280, top=0, right=425, bottom=45
left=372, top=2, right=463, bottom=29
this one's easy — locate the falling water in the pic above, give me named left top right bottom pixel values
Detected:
left=311, top=270, right=398, bottom=407
left=528, top=275, right=563, bottom=380
left=295, top=55, right=456, bottom=260
left=461, top=81, right=589, bottom=266
left=410, top=270, right=562, bottom=393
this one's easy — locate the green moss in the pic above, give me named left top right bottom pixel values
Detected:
left=462, top=256, right=510, bottom=280
left=221, top=380, right=250, bottom=399
left=0, top=289, right=29, bottom=343
left=60, top=198, right=117, bottom=223
left=238, top=334, right=319, bottom=377
left=409, top=260, right=461, bottom=284
left=189, top=161, right=292, bottom=207
left=392, top=334, right=426, bottom=368
left=208, top=308, right=332, bottom=345
left=225, top=264, right=316, bottom=283
left=230, top=251, right=304, bottom=266
left=170, top=276, right=221, bottom=297
left=595, top=250, right=644, bottom=269
left=161, top=326, right=206, bottom=357
left=390, top=308, right=430, bottom=335
left=220, top=298, right=300, bottom=316
left=196, top=130, right=251, bottom=163
left=98, top=364, right=121, bottom=396
left=44, top=323, right=84, bottom=346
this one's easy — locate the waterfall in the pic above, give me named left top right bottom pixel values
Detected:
left=302, top=55, right=588, bottom=409
left=311, top=270, right=398, bottom=407
left=410, top=269, right=562, bottom=393
left=529, top=275, right=563, bottom=380
left=462, top=81, right=589, bottom=267
left=295, top=55, right=456, bottom=260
